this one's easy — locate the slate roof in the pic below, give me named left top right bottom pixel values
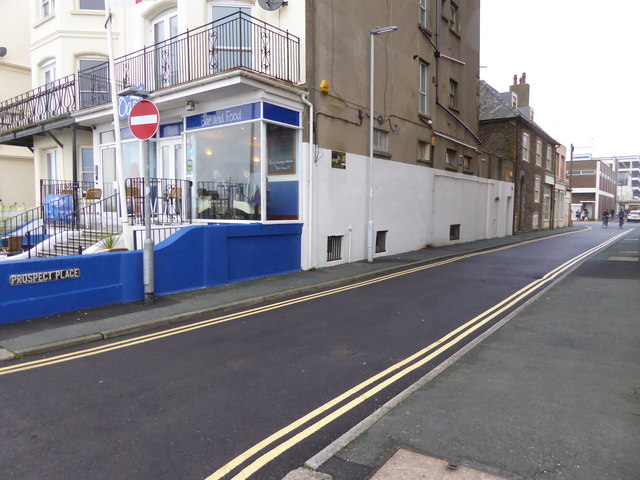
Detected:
left=479, top=80, right=560, bottom=145
left=479, top=80, right=520, bottom=121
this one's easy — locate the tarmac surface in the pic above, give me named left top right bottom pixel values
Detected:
left=1, top=222, right=639, bottom=480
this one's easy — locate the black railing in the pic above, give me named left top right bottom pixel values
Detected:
left=133, top=226, right=182, bottom=250
left=0, top=75, right=76, bottom=134
left=21, top=193, right=122, bottom=258
left=1, top=205, right=41, bottom=238
left=196, top=181, right=259, bottom=220
left=0, top=13, right=300, bottom=135
left=125, top=177, right=193, bottom=226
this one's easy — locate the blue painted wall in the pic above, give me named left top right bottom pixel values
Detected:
left=0, top=223, right=301, bottom=324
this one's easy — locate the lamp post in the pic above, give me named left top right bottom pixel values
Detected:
left=368, top=25, right=398, bottom=262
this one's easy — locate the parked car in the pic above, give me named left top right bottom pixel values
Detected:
left=627, top=210, right=640, bottom=222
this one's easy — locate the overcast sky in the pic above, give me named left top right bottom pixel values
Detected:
left=479, top=0, right=640, bottom=157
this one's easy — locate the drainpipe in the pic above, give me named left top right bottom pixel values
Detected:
left=301, top=92, right=315, bottom=270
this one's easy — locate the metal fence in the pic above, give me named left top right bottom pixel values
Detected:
left=9, top=193, right=122, bottom=258
left=125, top=177, right=193, bottom=226
left=0, top=13, right=300, bottom=135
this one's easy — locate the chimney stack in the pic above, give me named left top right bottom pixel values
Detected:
left=510, top=72, right=530, bottom=107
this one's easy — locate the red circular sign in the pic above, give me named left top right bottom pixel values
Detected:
left=128, top=99, right=159, bottom=140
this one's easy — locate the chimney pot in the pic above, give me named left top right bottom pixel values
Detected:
left=513, top=74, right=517, bottom=85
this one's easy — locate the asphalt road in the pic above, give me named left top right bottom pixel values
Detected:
left=0, top=226, right=629, bottom=479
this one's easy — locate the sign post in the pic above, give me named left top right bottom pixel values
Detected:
left=129, top=99, right=159, bottom=304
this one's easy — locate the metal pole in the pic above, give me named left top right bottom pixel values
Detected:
left=142, top=139, right=154, bottom=304
left=367, top=32, right=375, bottom=263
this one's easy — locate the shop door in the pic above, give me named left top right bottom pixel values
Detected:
left=158, top=139, right=183, bottom=181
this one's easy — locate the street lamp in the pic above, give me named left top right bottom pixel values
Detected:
left=368, top=25, right=398, bottom=262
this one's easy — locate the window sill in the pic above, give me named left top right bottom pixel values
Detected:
left=71, top=10, right=106, bottom=16
left=33, top=14, right=55, bottom=28
left=373, top=150, right=391, bottom=159
left=445, top=165, right=458, bottom=172
left=417, top=158, right=432, bottom=165
left=449, top=27, right=461, bottom=39
left=419, top=25, right=433, bottom=37
left=418, top=113, right=433, bottom=125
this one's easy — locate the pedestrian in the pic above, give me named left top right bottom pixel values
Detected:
left=575, top=209, right=581, bottom=221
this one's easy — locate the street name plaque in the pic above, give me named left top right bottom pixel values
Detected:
left=9, top=268, right=81, bottom=286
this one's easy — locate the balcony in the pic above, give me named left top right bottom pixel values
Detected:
left=0, top=12, right=300, bottom=139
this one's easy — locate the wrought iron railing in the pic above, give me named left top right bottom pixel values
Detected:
left=20, top=193, right=122, bottom=258
left=0, top=12, right=300, bottom=135
left=0, top=75, right=76, bottom=134
left=1, top=205, right=41, bottom=238
left=125, top=177, right=193, bottom=226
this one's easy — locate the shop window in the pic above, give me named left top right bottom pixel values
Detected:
left=267, top=123, right=298, bottom=220
left=327, top=235, right=342, bottom=261
left=189, top=122, right=262, bottom=221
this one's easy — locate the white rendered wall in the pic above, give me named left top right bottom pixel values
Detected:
left=306, top=148, right=514, bottom=269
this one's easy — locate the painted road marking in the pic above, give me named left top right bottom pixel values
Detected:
left=607, top=256, right=639, bottom=262
left=0, top=231, right=631, bottom=478
left=0, top=229, right=587, bottom=377
left=206, top=231, right=631, bottom=480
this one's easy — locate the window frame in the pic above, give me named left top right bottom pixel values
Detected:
left=419, top=0, right=427, bottom=30
left=546, top=145, right=552, bottom=170
left=448, top=78, right=458, bottom=110
left=373, top=129, right=389, bottom=153
left=449, top=1, right=460, bottom=33
left=418, top=60, right=428, bottom=115
left=445, top=148, right=457, bottom=168
left=521, top=132, right=530, bottom=162
left=45, top=148, right=60, bottom=180
left=78, top=0, right=105, bottom=10
left=535, top=139, right=542, bottom=166
left=418, top=140, right=432, bottom=164
left=42, top=0, right=55, bottom=18
left=534, top=176, right=541, bottom=203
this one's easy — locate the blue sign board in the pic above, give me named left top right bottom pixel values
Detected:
left=186, top=103, right=261, bottom=131
left=117, top=84, right=146, bottom=120
left=159, top=122, right=184, bottom=138
left=263, top=103, right=300, bottom=127
left=45, top=194, right=74, bottom=222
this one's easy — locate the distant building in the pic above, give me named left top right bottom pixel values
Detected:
left=569, top=154, right=617, bottom=219
left=479, top=75, right=564, bottom=233
left=599, top=155, right=640, bottom=206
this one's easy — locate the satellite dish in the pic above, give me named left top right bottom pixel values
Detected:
left=257, top=0, right=285, bottom=11
left=0, top=47, right=7, bottom=58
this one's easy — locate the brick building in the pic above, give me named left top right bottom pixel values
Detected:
left=479, top=76, right=563, bottom=233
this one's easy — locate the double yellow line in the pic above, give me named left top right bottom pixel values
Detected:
left=206, top=230, right=628, bottom=480
left=0, top=230, right=580, bottom=378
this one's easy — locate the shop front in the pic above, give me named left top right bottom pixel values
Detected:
left=185, top=101, right=301, bottom=223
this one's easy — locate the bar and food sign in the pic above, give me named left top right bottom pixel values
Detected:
left=9, top=268, right=81, bottom=286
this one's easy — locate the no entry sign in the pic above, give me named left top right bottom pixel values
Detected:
left=128, top=99, right=159, bottom=140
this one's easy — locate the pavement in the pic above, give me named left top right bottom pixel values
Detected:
left=1, top=222, right=639, bottom=480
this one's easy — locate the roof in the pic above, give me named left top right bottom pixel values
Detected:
left=479, top=80, right=560, bottom=145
